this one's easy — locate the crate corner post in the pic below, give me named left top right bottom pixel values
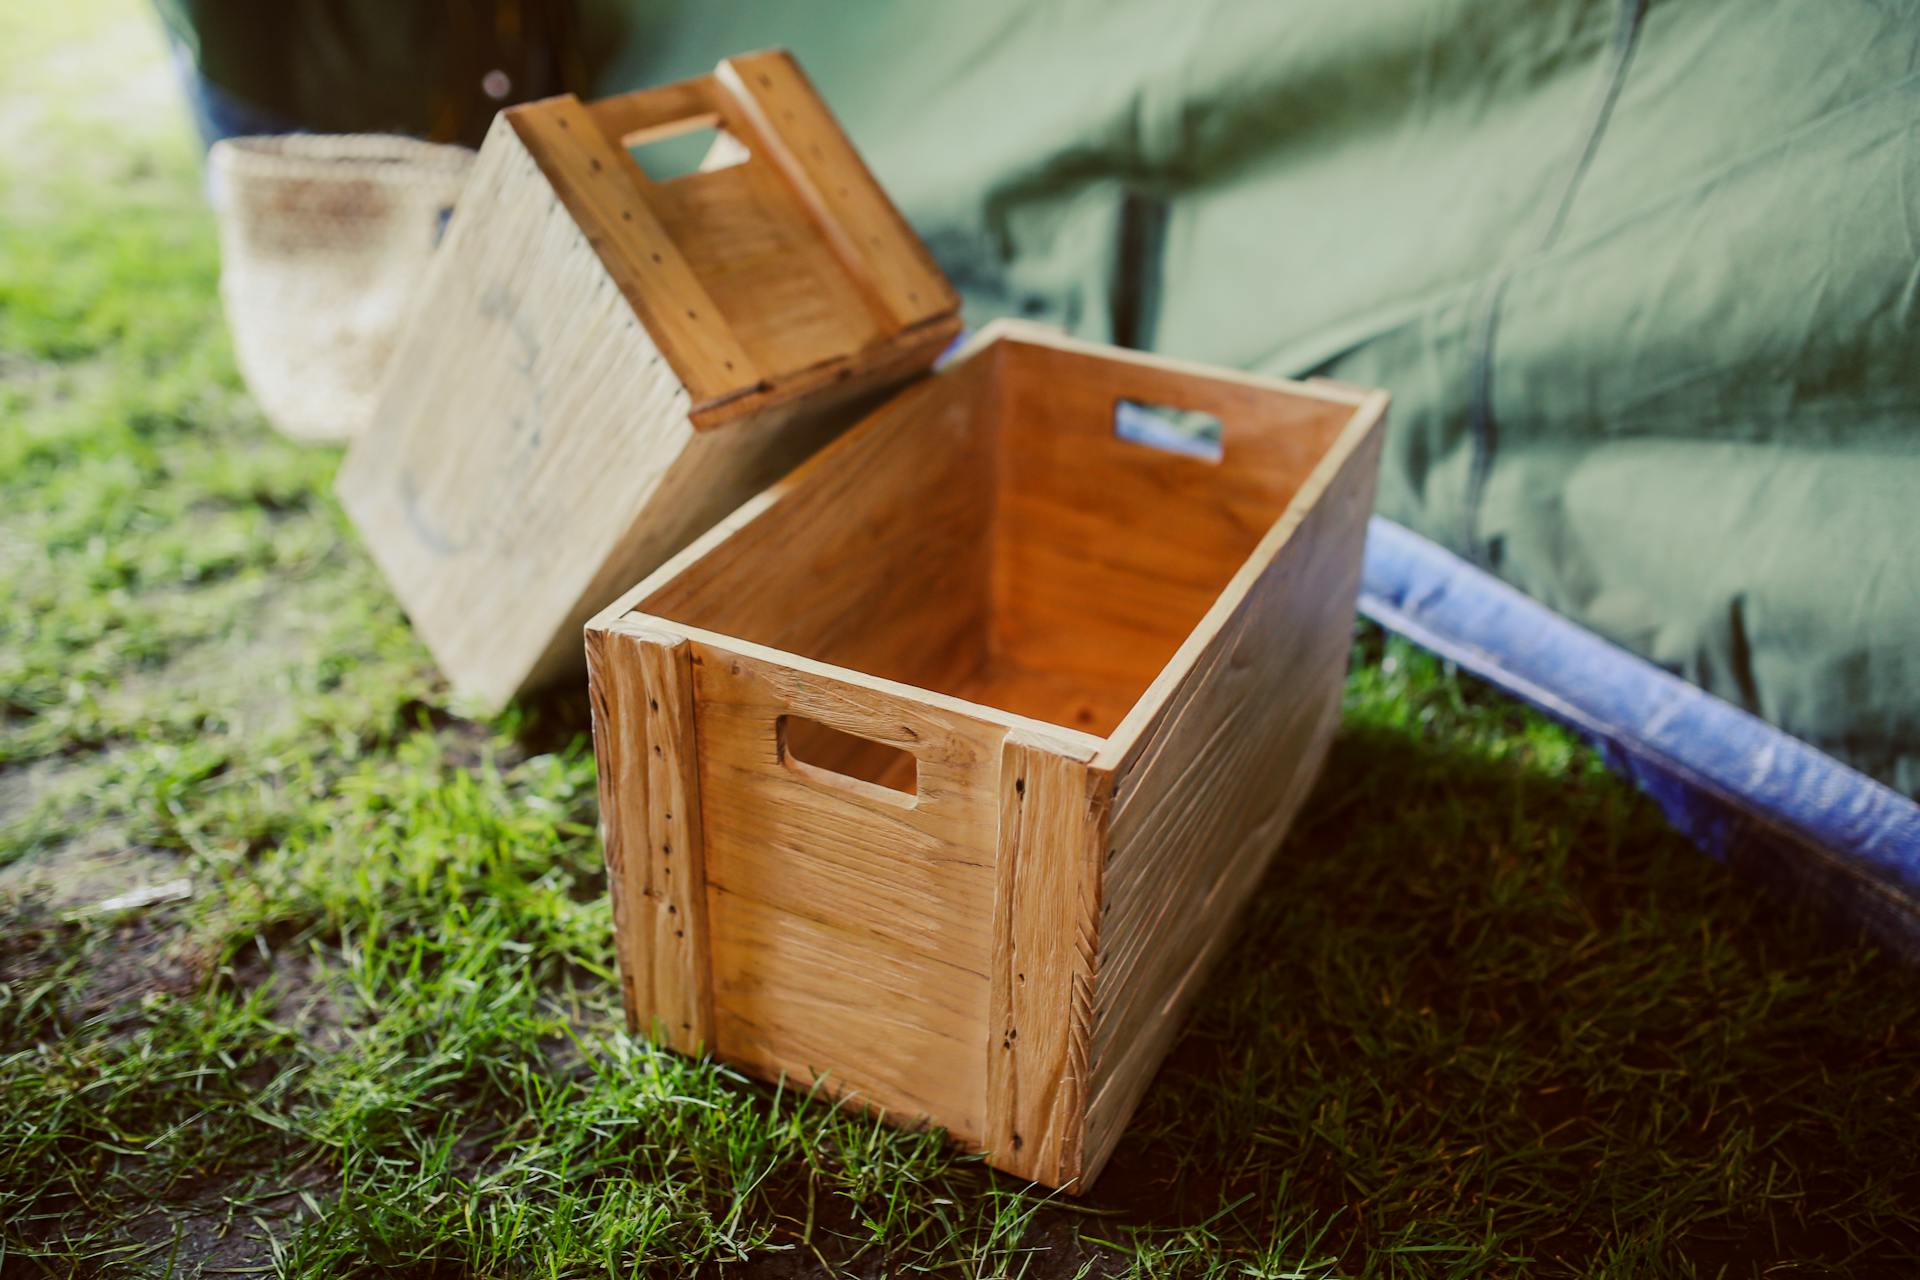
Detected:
left=986, top=728, right=1111, bottom=1190
left=586, top=620, right=714, bottom=1058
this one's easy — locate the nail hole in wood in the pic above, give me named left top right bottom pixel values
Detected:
left=1014, top=777, right=1025, bottom=795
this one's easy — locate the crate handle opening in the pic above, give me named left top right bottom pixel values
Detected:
left=777, top=715, right=918, bottom=806
left=1113, top=398, right=1224, bottom=462
left=626, top=118, right=750, bottom=182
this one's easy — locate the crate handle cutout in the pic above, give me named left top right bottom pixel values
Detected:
left=777, top=715, right=919, bottom=807
left=626, top=119, right=751, bottom=181
left=1113, top=398, right=1224, bottom=462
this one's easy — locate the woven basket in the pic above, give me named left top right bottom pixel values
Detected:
left=210, top=135, right=474, bottom=442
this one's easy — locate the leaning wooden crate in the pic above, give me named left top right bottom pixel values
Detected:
left=585, top=321, right=1389, bottom=1189
left=337, top=50, right=960, bottom=710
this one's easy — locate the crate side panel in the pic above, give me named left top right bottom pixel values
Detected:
left=990, top=341, right=1359, bottom=712
left=1082, top=421, right=1385, bottom=1177
left=337, top=114, right=695, bottom=708
left=520, top=381, right=857, bottom=695
left=643, top=157, right=889, bottom=378
left=691, top=644, right=1008, bottom=1142
left=641, top=359, right=998, bottom=699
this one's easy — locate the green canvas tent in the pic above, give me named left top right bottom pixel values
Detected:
left=162, top=0, right=1920, bottom=794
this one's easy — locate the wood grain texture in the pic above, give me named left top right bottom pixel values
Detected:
left=506, top=94, right=757, bottom=412
left=715, top=50, right=956, bottom=331
left=986, top=730, right=1110, bottom=1187
left=586, top=624, right=712, bottom=1054
left=638, top=354, right=1000, bottom=698
left=1081, top=393, right=1388, bottom=1179
left=687, top=636, right=1011, bottom=1142
left=586, top=323, right=1388, bottom=1189
left=338, top=114, right=697, bottom=710
left=338, top=53, right=958, bottom=710
left=991, top=336, right=1361, bottom=716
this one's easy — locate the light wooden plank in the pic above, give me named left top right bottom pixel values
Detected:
left=985, top=730, right=1109, bottom=1187
left=708, top=888, right=992, bottom=1142
left=582, top=75, right=720, bottom=144
left=506, top=95, right=760, bottom=412
left=586, top=624, right=713, bottom=1054
left=338, top=115, right=699, bottom=709
left=715, top=49, right=957, bottom=329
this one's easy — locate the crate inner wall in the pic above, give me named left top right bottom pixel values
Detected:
left=637, top=339, right=1359, bottom=746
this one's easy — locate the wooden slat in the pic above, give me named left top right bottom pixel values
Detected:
left=507, top=95, right=761, bottom=412
left=582, top=75, right=721, bottom=145
left=586, top=624, right=713, bottom=1054
left=715, top=49, right=956, bottom=330
left=985, top=730, right=1108, bottom=1187
left=641, top=158, right=888, bottom=383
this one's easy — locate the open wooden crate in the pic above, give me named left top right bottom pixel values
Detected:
left=586, top=322, right=1388, bottom=1189
left=337, top=50, right=959, bottom=710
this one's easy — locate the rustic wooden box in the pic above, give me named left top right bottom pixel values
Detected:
left=586, top=322, right=1387, bottom=1189
left=337, top=50, right=960, bottom=710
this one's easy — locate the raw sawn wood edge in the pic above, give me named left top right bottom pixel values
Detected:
left=586, top=624, right=714, bottom=1055
left=986, top=729, right=1111, bottom=1189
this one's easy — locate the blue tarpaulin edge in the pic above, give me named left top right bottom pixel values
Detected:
left=1359, top=517, right=1920, bottom=961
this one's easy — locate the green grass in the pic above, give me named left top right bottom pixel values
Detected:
left=4, top=5, right=1920, bottom=1277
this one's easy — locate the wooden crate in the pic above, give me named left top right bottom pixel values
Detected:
left=585, top=322, right=1388, bottom=1189
left=336, top=50, right=960, bottom=710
